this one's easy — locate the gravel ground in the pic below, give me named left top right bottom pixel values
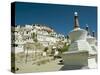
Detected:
left=15, top=58, right=64, bottom=73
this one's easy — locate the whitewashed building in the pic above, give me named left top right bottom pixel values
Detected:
left=11, top=24, right=65, bottom=53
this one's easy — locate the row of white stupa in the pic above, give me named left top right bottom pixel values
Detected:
left=61, top=12, right=97, bottom=69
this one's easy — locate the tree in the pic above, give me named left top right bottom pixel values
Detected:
left=61, top=45, right=70, bottom=53
left=24, top=42, right=35, bottom=63
left=32, top=32, right=38, bottom=42
left=23, top=43, right=29, bottom=63
left=44, top=47, right=48, bottom=52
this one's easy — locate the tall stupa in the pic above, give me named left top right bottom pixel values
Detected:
left=68, top=12, right=93, bottom=55
left=61, top=12, right=97, bottom=69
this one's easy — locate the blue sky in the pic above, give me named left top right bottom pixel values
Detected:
left=15, top=2, right=97, bottom=36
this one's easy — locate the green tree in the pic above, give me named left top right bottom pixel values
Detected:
left=32, top=32, right=38, bottom=42
left=44, top=47, right=48, bottom=52
left=61, top=45, right=70, bottom=52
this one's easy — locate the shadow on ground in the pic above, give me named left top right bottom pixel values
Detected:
left=60, top=65, right=84, bottom=70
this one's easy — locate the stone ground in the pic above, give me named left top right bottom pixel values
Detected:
left=13, top=54, right=97, bottom=74
left=15, top=58, right=97, bottom=73
left=15, top=58, right=64, bottom=73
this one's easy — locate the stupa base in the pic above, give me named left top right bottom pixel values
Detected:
left=61, top=50, right=88, bottom=67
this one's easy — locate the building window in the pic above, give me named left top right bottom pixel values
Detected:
left=26, top=31, right=28, bottom=34
left=12, top=44, right=18, bottom=47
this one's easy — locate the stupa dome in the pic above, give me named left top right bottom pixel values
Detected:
left=87, top=35, right=96, bottom=45
left=69, top=29, right=87, bottom=42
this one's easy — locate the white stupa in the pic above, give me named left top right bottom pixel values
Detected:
left=68, top=12, right=93, bottom=55
left=85, top=25, right=97, bottom=55
left=85, top=25, right=97, bottom=68
left=61, top=12, right=97, bottom=69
